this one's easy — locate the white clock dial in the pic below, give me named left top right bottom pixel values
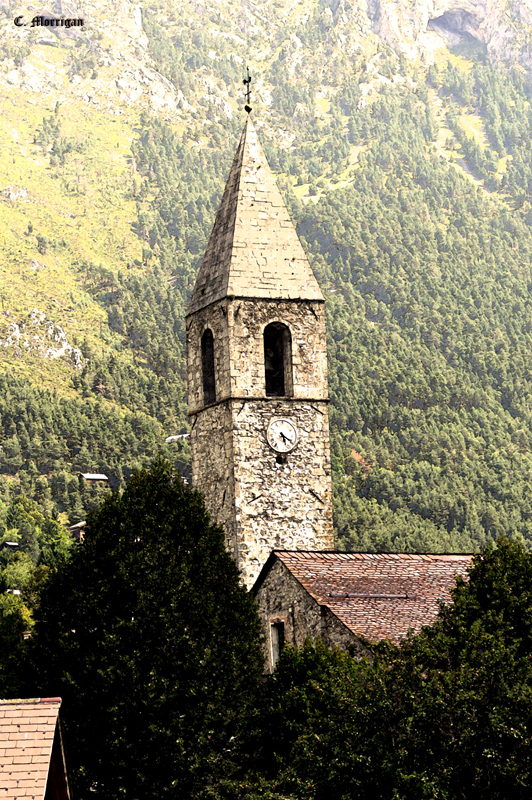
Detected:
left=266, top=418, right=298, bottom=453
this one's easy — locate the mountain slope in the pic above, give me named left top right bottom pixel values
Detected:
left=1, top=0, right=532, bottom=553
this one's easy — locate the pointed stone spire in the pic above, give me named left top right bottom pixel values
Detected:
left=187, top=118, right=323, bottom=316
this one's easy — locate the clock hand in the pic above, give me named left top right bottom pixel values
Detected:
left=280, top=431, right=292, bottom=444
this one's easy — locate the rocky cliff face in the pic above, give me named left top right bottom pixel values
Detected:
left=0, top=0, right=181, bottom=119
left=368, top=0, right=532, bottom=64
left=0, top=0, right=530, bottom=128
left=0, top=309, right=84, bottom=369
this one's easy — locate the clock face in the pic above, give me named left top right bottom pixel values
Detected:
left=266, top=418, right=298, bottom=453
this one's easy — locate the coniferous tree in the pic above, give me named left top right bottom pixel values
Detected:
left=19, top=458, right=264, bottom=800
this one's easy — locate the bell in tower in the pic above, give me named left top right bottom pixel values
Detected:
left=185, top=117, right=334, bottom=588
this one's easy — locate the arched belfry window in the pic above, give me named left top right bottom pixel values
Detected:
left=264, top=322, right=293, bottom=397
left=201, top=328, right=216, bottom=405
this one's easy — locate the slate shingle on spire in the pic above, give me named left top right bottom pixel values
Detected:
left=187, top=118, right=324, bottom=316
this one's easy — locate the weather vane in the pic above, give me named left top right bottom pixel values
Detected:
left=243, top=67, right=252, bottom=114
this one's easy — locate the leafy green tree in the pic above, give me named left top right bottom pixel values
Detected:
left=2, top=495, right=72, bottom=567
left=0, top=592, right=33, bottom=686
left=21, top=459, right=264, bottom=800
left=383, top=536, right=532, bottom=799
left=0, top=496, right=73, bottom=692
left=1, top=551, right=35, bottom=590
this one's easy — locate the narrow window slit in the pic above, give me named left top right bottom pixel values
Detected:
left=264, top=322, right=293, bottom=397
left=201, top=329, right=216, bottom=405
left=271, top=620, right=285, bottom=666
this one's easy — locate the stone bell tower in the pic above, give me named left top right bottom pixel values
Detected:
left=186, top=118, right=333, bottom=588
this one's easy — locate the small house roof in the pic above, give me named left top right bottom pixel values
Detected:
left=78, top=473, right=108, bottom=481
left=0, top=697, right=69, bottom=798
left=254, top=551, right=472, bottom=644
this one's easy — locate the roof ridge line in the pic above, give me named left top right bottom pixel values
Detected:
left=273, top=550, right=474, bottom=557
left=0, top=697, right=61, bottom=705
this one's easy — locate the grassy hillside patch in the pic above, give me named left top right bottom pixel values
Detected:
left=0, top=89, right=145, bottom=373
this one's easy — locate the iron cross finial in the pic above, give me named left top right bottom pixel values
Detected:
left=243, top=67, right=252, bottom=114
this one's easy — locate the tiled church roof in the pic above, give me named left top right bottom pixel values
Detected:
left=187, top=117, right=323, bottom=315
left=0, top=697, right=68, bottom=799
left=257, top=551, right=472, bottom=644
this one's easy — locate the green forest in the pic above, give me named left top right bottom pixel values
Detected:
left=3, top=15, right=532, bottom=585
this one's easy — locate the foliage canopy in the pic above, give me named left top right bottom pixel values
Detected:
left=246, top=538, right=532, bottom=800
left=18, top=459, right=264, bottom=800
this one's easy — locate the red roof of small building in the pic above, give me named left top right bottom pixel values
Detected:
left=255, top=551, right=472, bottom=644
left=0, top=697, right=69, bottom=799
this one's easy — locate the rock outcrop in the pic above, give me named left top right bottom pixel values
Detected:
left=0, top=0, right=530, bottom=126
left=0, top=0, right=183, bottom=120
left=367, top=0, right=532, bottom=64
left=1, top=309, right=85, bottom=369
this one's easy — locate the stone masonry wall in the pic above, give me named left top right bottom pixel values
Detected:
left=190, top=394, right=333, bottom=588
left=232, top=398, right=333, bottom=587
left=255, top=559, right=368, bottom=673
left=186, top=301, right=230, bottom=411
left=226, top=298, right=328, bottom=400
left=190, top=401, right=238, bottom=556
left=187, top=296, right=333, bottom=588
left=186, top=297, right=329, bottom=412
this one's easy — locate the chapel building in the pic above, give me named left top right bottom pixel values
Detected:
left=186, top=117, right=471, bottom=670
